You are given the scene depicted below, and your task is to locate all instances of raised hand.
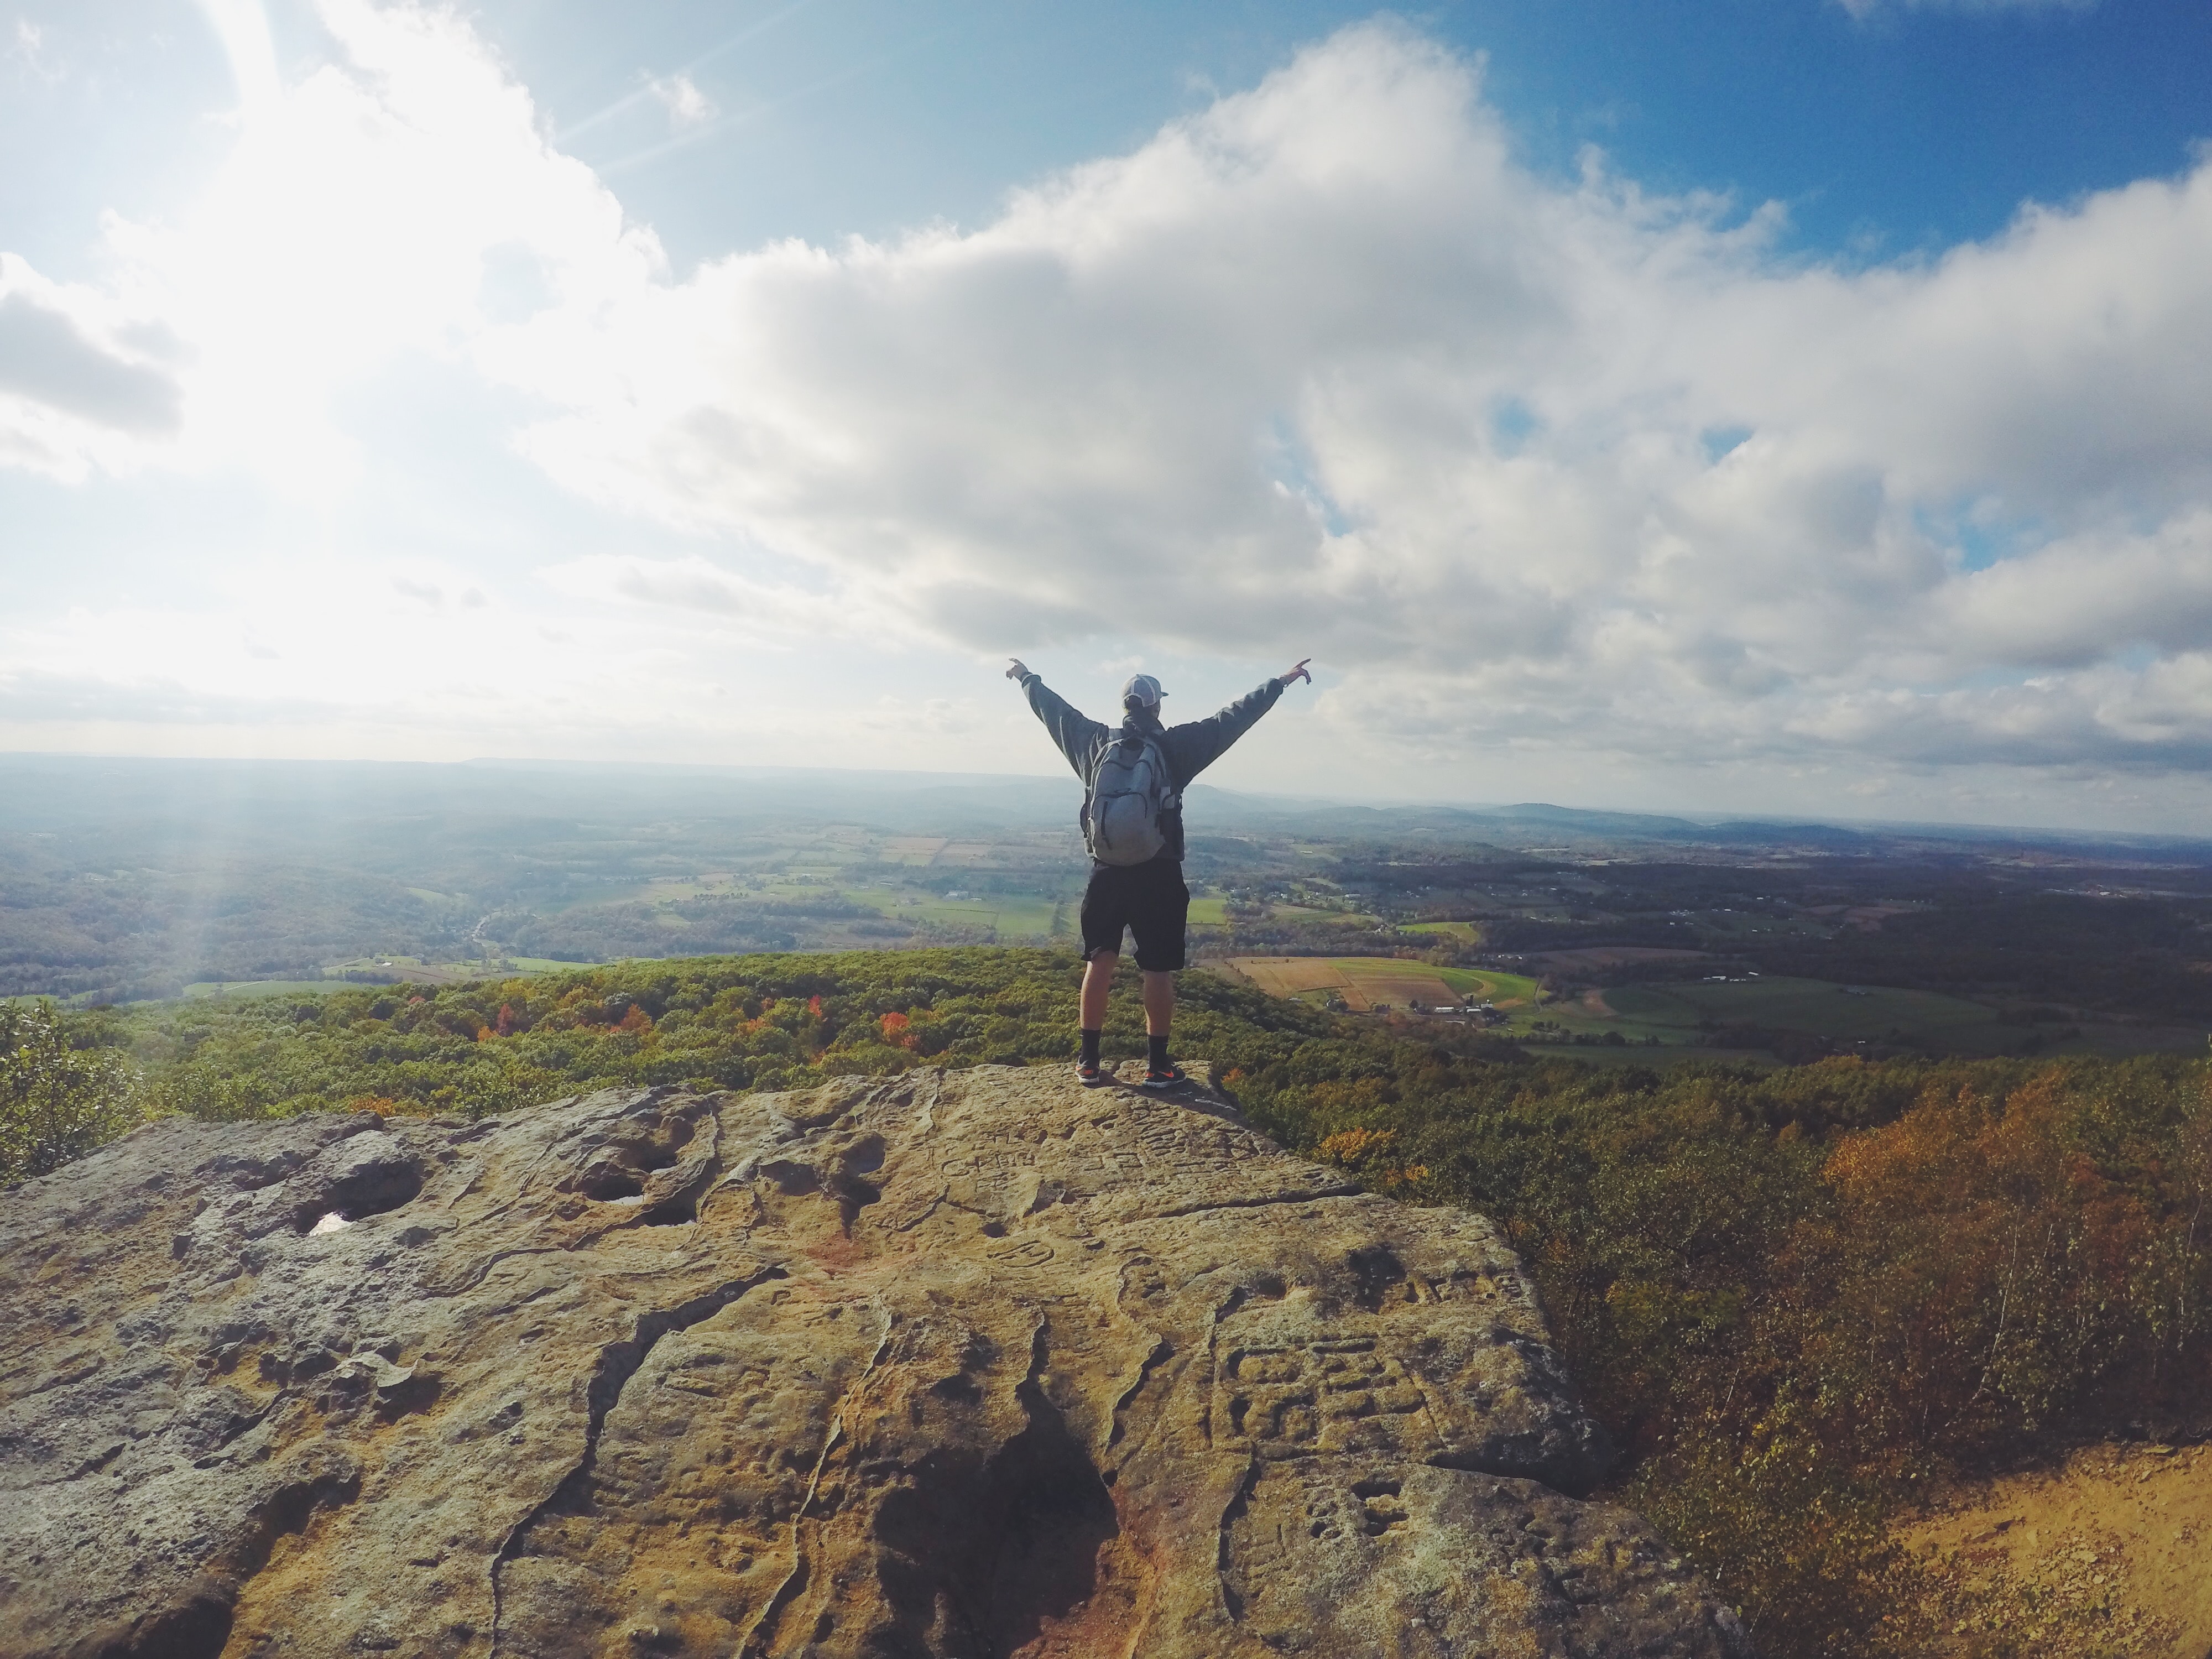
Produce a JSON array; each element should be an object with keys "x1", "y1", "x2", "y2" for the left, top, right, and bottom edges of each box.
[
  {"x1": 1005, "y1": 658, "x2": 1030, "y2": 681},
  {"x1": 1279, "y1": 658, "x2": 1312, "y2": 686}
]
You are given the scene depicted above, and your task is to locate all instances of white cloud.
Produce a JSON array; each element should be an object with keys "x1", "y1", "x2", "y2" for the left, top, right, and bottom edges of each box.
[
  {"x1": 1, "y1": 0, "x2": 662, "y2": 493},
  {"x1": 4, "y1": 6, "x2": 2211, "y2": 816},
  {"x1": 195, "y1": 0, "x2": 281, "y2": 112},
  {"x1": 11, "y1": 17, "x2": 60, "y2": 82},
  {"x1": 1923, "y1": 512, "x2": 2212, "y2": 671},
  {"x1": 0, "y1": 257, "x2": 186, "y2": 477},
  {"x1": 534, "y1": 554, "x2": 868, "y2": 644},
  {"x1": 488, "y1": 22, "x2": 2212, "y2": 779},
  {"x1": 1834, "y1": 0, "x2": 2093, "y2": 17},
  {"x1": 649, "y1": 72, "x2": 716, "y2": 129}
]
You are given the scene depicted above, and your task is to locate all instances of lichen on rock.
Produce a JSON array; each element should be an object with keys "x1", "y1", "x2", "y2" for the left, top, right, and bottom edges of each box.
[{"x1": 1, "y1": 1062, "x2": 1752, "y2": 1657}]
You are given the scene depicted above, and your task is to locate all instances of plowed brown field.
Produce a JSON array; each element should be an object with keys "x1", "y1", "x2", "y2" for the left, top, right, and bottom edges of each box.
[
  {"x1": 1229, "y1": 957, "x2": 1352, "y2": 996},
  {"x1": 1227, "y1": 956, "x2": 1460, "y2": 1011}
]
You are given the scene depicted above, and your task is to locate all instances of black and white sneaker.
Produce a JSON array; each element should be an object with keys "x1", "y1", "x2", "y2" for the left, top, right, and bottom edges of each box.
[
  {"x1": 1075, "y1": 1060, "x2": 1110, "y2": 1087},
  {"x1": 1138, "y1": 1063, "x2": 1187, "y2": 1090}
]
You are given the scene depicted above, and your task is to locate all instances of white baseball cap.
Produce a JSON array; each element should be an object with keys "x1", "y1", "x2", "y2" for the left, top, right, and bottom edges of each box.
[{"x1": 1121, "y1": 673, "x2": 1165, "y2": 706}]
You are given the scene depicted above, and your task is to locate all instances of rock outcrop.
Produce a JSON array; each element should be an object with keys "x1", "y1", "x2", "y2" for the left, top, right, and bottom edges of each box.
[{"x1": 2, "y1": 1063, "x2": 1751, "y2": 1658}]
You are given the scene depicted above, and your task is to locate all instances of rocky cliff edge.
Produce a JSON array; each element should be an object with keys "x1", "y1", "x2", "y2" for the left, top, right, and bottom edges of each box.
[{"x1": 1, "y1": 1063, "x2": 1752, "y2": 1658}]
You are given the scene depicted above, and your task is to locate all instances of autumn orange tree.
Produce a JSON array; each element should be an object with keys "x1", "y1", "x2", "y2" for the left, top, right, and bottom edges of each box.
[
  {"x1": 1316, "y1": 1051, "x2": 2212, "y2": 1656},
  {"x1": 1813, "y1": 1074, "x2": 2164, "y2": 1463}
]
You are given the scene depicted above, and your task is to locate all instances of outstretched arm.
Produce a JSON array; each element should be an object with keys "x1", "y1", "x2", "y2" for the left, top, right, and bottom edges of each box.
[
  {"x1": 1007, "y1": 659, "x2": 1109, "y2": 780},
  {"x1": 1165, "y1": 659, "x2": 1311, "y2": 782}
]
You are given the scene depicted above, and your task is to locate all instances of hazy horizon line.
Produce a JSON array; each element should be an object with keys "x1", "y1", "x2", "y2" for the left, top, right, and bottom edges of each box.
[{"x1": 6, "y1": 748, "x2": 2209, "y2": 848}]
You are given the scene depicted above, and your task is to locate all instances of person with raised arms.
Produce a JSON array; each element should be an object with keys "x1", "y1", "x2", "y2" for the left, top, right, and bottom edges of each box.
[{"x1": 1005, "y1": 656, "x2": 1312, "y2": 1087}]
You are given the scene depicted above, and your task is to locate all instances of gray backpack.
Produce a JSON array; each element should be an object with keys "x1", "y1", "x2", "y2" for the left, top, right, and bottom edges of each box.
[{"x1": 1083, "y1": 732, "x2": 1180, "y2": 865}]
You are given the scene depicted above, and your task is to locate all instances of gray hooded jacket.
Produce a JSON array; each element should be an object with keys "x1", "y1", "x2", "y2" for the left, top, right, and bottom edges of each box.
[{"x1": 1016, "y1": 671, "x2": 1286, "y2": 863}]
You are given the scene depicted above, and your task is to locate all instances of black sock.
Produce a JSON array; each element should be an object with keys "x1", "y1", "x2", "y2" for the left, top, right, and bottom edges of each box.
[
  {"x1": 1081, "y1": 1029, "x2": 1102, "y2": 1067},
  {"x1": 1148, "y1": 1032, "x2": 1170, "y2": 1072}
]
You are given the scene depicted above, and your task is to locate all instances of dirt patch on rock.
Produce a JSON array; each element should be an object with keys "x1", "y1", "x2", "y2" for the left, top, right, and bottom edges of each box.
[{"x1": 1896, "y1": 1441, "x2": 2212, "y2": 1656}]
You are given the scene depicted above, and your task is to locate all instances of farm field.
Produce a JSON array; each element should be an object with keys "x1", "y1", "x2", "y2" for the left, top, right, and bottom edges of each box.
[
  {"x1": 180, "y1": 953, "x2": 580, "y2": 999},
  {"x1": 835, "y1": 886, "x2": 1067, "y2": 938},
  {"x1": 1405, "y1": 921, "x2": 1482, "y2": 943},
  {"x1": 1430, "y1": 964, "x2": 1543, "y2": 1005},
  {"x1": 1513, "y1": 992, "x2": 1698, "y2": 1046},
  {"x1": 880, "y1": 837, "x2": 947, "y2": 864},
  {"x1": 1513, "y1": 977, "x2": 2205, "y2": 1059},
  {"x1": 331, "y1": 954, "x2": 575, "y2": 978},
  {"x1": 1266, "y1": 902, "x2": 1376, "y2": 925},
  {"x1": 1229, "y1": 957, "x2": 1359, "y2": 997},
  {"x1": 1684, "y1": 911, "x2": 1834, "y2": 940},
  {"x1": 535, "y1": 880, "x2": 749, "y2": 916},
  {"x1": 317, "y1": 956, "x2": 511, "y2": 985},
  {"x1": 1494, "y1": 975, "x2": 2033, "y2": 1058},
  {"x1": 1605, "y1": 975, "x2": 2008, "y2": 1048},
  {"x1": 181, "y1": 978, "x2": 371, "y2": 1000},
  {"x1": 1521, "y1": 946, "x2": 1707, "y2": 973},
  {"x1": 1227, "y1": 956, "x2": 1542, "y2": 1013}
]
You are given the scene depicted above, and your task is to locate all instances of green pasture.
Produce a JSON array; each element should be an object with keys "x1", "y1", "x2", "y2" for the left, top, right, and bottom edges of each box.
[
  {"x1": 551, "y1": 878, "x2": 760, "y2": 910},
  {"x1": 637, "y1": 877, "x2": 745, "y2": 899},
  {"x1": 1428, "y1": 964, "x2": 1543, "y2": 1006},
  {"x1": 1405, "y1": 921, "x2": 1482, "y2": 943},
  {"x1": 836, "y1": 886, "x2": 1065, "y2": 938},
  {"x1": 1241, "y1": 958, "x2": 1544, "y2": 1011},
  {"x1": 1187, "y1": 896, "x2": 1230, "y2": 925},
  {"x1": 320, "y1": 954, "x2": 481, "y2": 982},
  {"x1": 544, "y1": 881, "x2": 668, "y2": 911},
  {"x1": 1512, "y1": 994, "x2": 1695, "y2": 1046},
  {"x1": 316, "y1": 955, "x2": 571, "y2": 984},
  {"x1": 1497, "y1": 975, "x2": 2012, "y2": 1053},
  {"x1": 1606, "y1": 976, "x2": 2005, "y2": 1047},
  {"x1": 181, "y1": 979, "x2": 372, "y2": 1000},
  {"x1": 1270, "y1": 902, "x2": 1375, "y2": 925}
]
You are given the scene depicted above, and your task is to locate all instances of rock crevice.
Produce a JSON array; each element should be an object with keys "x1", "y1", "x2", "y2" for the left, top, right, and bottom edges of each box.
[
  {"x1": 1, "y1": 1063, "x2": 1752, "y2": 1657},
  {"x1": 488, "y1": 1264, "x2": 787, "y2": 1657}
]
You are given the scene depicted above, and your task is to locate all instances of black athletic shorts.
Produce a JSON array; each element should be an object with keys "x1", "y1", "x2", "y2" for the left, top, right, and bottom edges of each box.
[{"x1": 1079, "y1": 859, "x2": 1189, "y2": 972}]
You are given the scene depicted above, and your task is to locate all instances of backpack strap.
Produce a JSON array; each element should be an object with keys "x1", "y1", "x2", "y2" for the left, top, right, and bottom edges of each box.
[{"x1": 1140, "y1": 732, "x2": 1181, "y2": 808}]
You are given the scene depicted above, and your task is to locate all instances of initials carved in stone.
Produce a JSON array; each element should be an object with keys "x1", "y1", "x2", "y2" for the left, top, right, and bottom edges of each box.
[{"x1": 1213, "y1": 1333, "x2": 1440, "y2": 1459}]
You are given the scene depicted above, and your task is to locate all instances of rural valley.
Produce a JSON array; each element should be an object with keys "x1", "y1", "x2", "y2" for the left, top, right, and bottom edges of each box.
[{"x1": 7, "y1": 755, "x2": 2205, "y2": 1071}]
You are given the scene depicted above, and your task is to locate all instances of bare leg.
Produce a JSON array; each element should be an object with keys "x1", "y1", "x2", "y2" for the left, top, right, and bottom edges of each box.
[
  {"x1": 1141, "y1": 970, "x2": 1175, "y2": 1038},
  {"x1": 1081, "y1": 951, "x2": 1117, "y2": 1030}
]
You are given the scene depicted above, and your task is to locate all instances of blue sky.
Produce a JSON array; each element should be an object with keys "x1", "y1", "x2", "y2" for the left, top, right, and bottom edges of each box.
[
  {"x1": 4, "y1": 0, "x2": 2212, "y2": 828},
  {"x1": 13, "y1": 1, "x2": 2209, "y2": 276},
  {"x1": 227, "y1": 0, "x2": 2212, "y2": 265}
]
